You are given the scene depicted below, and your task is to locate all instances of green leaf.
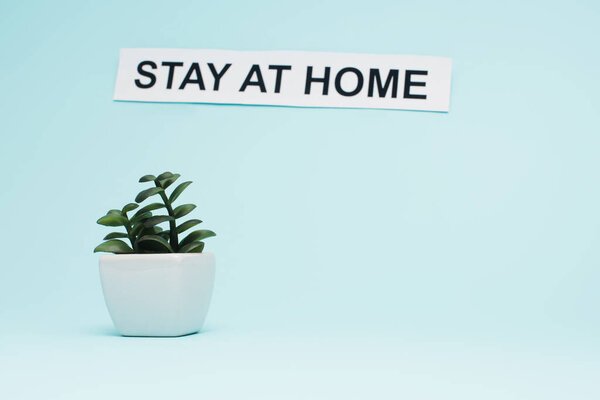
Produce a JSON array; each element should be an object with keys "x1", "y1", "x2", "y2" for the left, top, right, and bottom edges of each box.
[
  {"x1": 131, "y1": 223, "x2": 144, "y2": 237},
  {"x1": 107, "y1": 209, "x2": 122, "y2": 216},
  {"x1": 179, "y1": 229, "x2": 216, "y2": 247},
  {"x1": 156, "y1": 171, "x2": 174, "y2": 181},
  {"x1": 139, "y1": 174, "x2": 156, "y2": 182},
  {"x1": 135, "y1": 187, "x2": 164, "y2": 203},
  {"x1": 103, "y1": 232, "x2": 129, "y2": 240},
  {"x1": 179, "y1": 241, "x2": 205, "y2": 253},
  {"x1": 134, "y1": 203, "x2": 164, "y2": 217},
  {"x1": 173, "y1": 204, "x2": 196, "y2": 218},
  {"x1": 158, "y1": 230, "x2": 171, "y2": 240},
  {"x1": 137, "y1": 235, "x2": 173, "y2": 253},
  {"x1": 159, "y1": 173, "x2": 180, "y2": 189},
  {"x1": 122, "y1": 203, "x2": 139, "y2": 213},
  {"x1": 94, "y1": 239, "x2": 133, "y2": 254},
  {"x1": 143, "y1": 215, "x2": 174, "y2": 228},
  {"x1": 141, "y1": 226, "x2": 162, "y2": 236},
  {"x1": 176, "y1": 219, "x2": 202, "y2": 233},
  {"x1": 131, "y1": 211, "x2": 152, "y2": 224},
  {"x1": 97, "y1": 214, "x2": 128, "y2": 227},
  {"x1": 169, "y1": 181, "x2": 192, "y2": 203}
]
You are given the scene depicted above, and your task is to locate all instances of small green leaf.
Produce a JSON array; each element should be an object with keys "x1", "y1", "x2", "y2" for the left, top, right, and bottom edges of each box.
[
  {"x1": 158, "y1": 230, "x2": 170, "y2": 240},
  {"x1": 97, "y1": 214, "x2": 128, "y2": 227},
  {"x1": 135, "y1": 187, "x2": 164, "y2": 203},
  {"x1": 139, "y1": 174, "x2": 156, "y2": 182},
  {"x1": 169, "y1": 181, "x2": 192, "y2": 203},
  {"x1": 134, "y1": 203, "x2": 164, "y2": 217},
  {"x1": 180, "y1": 229, "x2": 216, "y2": 247},
  {"x1": 141, "y1": 226, "x2": 163, "y2": 236},
  {"x1": 131, "y1": 223, "x2": 144, "y2": 237},
  {"x1": 156, "y1": 172, "x2": 174, "y2": 181},
  {"x1": 159, "y1": 173, "x2": 180, "y2": 189},
  {"x1": 176, "y1": 219, "x2": 202, "y2": 233},
  {"x1": 103, "y1": 232, "x2": 129, "y2": 240},
  {"x1": 131, "y1": 211, "x2": 152, "y2": 224},
  {"x1": 122, "y1": 203, "x2": 139, "y2": 213},
  {"x1": 137, "y1": 235, "x2": 173, "y2": 253},
  {"x1": 143, "y1": 215, "x2": 174, "y2": 228},
  {"x1": 179, "y1": 241, "x2": 205, "y2": 253},
  {"x1": 94, "y1": 240, "x2": 133, "y2": 254},
  {"x1": 174, "y1": 204, "x2": 196, "y2": 218},
  {"x1": 107, "y1": 209, "x2": 122, "y2": 216}
]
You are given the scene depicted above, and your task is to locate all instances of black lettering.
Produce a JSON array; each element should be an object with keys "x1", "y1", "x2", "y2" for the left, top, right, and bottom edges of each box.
[
  {"x1": 368, "y1": 69, "x2": 398, "y2": 98},
  {"x1": 268, "y1": 65, "x2": 292, "y2": 93},
  {"x1": 404, "y1": 70, "x2": 428, "y2": 99},
  {"x1": 335, "y1": 67, "x2": 363, "y2": 97},
  {"x1": 134, "y1": 61, "x2": 157, "y2": 89},
  {"x1": 305, "y1": 66, "x2": 330, "y2": 95},
  {"x1": 240, "y1": 65, "x2": 266, "y2": 92},
  {"x1": 162, "y1": 62, "x2": 184, "y2": 89},
  {"x1": 208, "y1": 63, "x2": 231, "y2": 91},
  {"x1": 179, "y1": 63, "x2": 205, "y2": 90}
]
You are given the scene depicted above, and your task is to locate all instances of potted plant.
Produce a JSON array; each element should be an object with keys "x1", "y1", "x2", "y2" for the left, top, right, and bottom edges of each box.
[{"x1": 94, "y1": 172, "x2": 216, "y2": 337}]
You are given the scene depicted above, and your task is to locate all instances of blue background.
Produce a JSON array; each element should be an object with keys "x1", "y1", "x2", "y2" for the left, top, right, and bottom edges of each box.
[{"x1": 1, "y1": 0, "x2": 599, "y2": 398}]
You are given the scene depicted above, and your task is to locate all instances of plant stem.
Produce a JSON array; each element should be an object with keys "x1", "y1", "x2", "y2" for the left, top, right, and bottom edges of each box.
[
  {"x1": 125, "y1": 223, "x2": 136, "y2": 249},
  {"x1": 122, "y1": 212, "x2": 136, "y2": 249},
  {"x1": 155, "y1": 182, "x2": 179, "y2": 251}
]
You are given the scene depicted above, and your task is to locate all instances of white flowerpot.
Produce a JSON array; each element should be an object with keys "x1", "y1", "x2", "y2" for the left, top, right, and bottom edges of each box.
[{"x1": 99, "y1": 253, "x2": 215, "y2": 337}]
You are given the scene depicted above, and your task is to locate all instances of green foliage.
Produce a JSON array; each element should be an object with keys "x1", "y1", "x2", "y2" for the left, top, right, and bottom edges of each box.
[
  {"x1": 173, "y1": 204, "x2": 196, "y2": 218},
  {"x1": 179, "y1": 230, "x2": 216, "y2": 247},
  {"x1": 94, "y1": 240, "x2": 133, "y2": 254},
  {"x1": 176, "y1": 219, "x2": 202, "y2": 233},
  {"x1": 94, "y1": 172, "x2": 216, "y2": 254}
]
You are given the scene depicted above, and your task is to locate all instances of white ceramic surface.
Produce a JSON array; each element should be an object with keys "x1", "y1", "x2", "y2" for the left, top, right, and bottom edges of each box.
[{"x1": 99, "y1": 253, "x2": 215, "y2": 337}]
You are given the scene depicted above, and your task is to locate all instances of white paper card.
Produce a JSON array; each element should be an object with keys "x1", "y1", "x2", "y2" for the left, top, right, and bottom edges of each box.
[{"x1": 114, "y1": 48, "x2": 452, "y2": 112}]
